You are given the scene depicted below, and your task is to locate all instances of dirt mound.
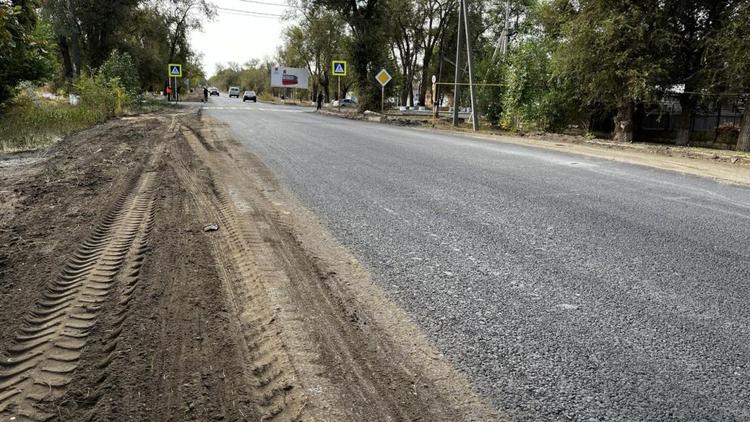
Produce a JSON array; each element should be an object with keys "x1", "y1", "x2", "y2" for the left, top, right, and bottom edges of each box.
[{"x1": 0, "y1": 110, "x2": 497, "y2": 421}]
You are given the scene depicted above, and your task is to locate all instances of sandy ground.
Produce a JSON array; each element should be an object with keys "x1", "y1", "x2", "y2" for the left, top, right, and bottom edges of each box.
[{"x1": 0, "y1": 110, "x2": 498, "y2": 421}]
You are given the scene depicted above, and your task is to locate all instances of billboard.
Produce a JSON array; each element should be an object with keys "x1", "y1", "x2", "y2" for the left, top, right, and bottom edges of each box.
[{"x1": 271, "y1": 67, "x2": 309, "y2": 89}]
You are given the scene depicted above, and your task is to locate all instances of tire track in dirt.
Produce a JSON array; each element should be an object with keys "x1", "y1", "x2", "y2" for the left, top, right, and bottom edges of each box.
[
  {"x1": 0, "y1": 165, "x2": 159, "y2": 421},
  {"x1": 174, "y1": 126, "x2": 305, "y2": 421},
  {"x1": 180, "y1": 114, "x2": 501, "y2": 421}
]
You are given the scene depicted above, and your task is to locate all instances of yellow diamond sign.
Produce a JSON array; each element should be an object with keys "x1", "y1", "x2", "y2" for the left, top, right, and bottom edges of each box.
[{"x1": 375, "y1": 69, "x2": 392, "y2": 87}]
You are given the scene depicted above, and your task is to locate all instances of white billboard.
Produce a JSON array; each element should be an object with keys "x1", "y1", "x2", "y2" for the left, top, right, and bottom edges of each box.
[{"x1": 271, "y1": 67, "x2": 309, "y2": 89}]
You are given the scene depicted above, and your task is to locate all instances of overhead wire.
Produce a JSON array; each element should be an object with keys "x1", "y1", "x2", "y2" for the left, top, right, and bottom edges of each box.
[{"x1": 215, "y1": 6, "x2": 285, "y2": 18}]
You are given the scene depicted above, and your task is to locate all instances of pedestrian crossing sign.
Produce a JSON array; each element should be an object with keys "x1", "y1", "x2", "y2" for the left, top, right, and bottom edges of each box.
[
  {"x1": 168, "y1": 64, "x2": 182, "y2": 77},
  {"x1": 332, "y1": 60, "x2": 347, "y2": 76}
]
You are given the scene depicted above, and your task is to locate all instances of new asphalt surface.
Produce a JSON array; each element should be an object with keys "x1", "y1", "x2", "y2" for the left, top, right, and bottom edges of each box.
[{"x1": 203, "y1": 96, "x2": 750, "y2": 421}]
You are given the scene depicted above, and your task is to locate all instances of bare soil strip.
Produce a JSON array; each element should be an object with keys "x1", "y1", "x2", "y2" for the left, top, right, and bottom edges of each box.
[{"x1": 0, "y1": 109, "x2": 498, "y2": 421}]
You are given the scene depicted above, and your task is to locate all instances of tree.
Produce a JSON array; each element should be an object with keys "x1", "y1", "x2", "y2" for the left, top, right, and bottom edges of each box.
[
  {"x1": 0, "y1": 0, "x2": 55, "y2": 107},
  {"x1": 389, "y1": 0, "x2": 422, "y2": 106},
  {"x1": 313, "y1": 0, "x2": 390, "y2": 111},
  {"x1": 98, "y1": 49, "x2": 139, "y2": 94},
  {"x1": 284, "y1": 1, "x2": 349, "y2": 102},
  {"x1": 164, "y1": 0, "x2": 214, "y2": 62},
  {"x1": 662, "y1": 0, "x2": 738, "y2": 146},
  {"x1": 551, "y1": 0, "x2": 668, "y2": 142},
  {"x1": 708, "y1": 2, "x2": 750, "y2": 151},
  {"x1": 416, "y1": 0, "x2": 454, "y2": 106}
]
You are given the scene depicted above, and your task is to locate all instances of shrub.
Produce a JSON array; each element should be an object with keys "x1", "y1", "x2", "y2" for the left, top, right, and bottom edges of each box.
[
  {"x1": 98, "y1": 50, "x2": 140, "y2": 95},
  {"x1": 0, "y1": 93, "x2": 102, "y2": 151},
  {"x1": 74, "y1": 74, "x2": 131, "y2": 120}
]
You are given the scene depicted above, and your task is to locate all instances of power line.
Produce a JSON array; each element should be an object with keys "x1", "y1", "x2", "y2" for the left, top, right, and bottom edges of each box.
[
  {"x1": 215, "y1": 6, "x2": 285, "y2": 18},
  {"x1": 237, "y1": 0, "x2": 292, "y2": 7}
]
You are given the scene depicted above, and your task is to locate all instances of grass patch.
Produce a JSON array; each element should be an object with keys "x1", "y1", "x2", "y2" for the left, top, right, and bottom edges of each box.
[{"x1": 0, "y1": 93, "x2": 165, "y2": 152}]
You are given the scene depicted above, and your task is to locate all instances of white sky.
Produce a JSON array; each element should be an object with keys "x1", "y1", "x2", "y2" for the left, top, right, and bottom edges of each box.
[{"x1": 190, "y1": 0, "x2": 295, "y2": 78}]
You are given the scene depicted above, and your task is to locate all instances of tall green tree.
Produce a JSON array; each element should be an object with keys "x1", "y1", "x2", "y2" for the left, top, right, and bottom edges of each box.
[
  {"x1": 313, "y1": 0, "x2": 390, "y2": 111},
  {"x1": 551, "y1": 0, "x2": 669, "y2": 142},
  {"x1": 662, "y1": 0, "x2": 738, "y2": 146},
  {"x1": 0, "y1": 0, "x2": 55, "y2": 107},
  {"x1": 707, "y1": 1, "x2": 750, "y2": 151},
  {"x1": 284, "y1": 1, "x2": 349, "y2": 102}
]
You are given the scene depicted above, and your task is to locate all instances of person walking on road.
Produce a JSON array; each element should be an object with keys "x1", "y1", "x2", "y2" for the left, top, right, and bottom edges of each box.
[
  {"x1": 316, "y1": 92, "x2": 324, "y2": 111},
  {"x1": 203, "y1": 86, "x2": 209, "y2": 102}
]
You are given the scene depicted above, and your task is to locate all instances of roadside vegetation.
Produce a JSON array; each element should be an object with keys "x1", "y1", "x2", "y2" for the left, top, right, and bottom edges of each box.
[
  {"x1": 253, "y1": 0, "x2": 750, "y2": 151},
  {"x1": 0, "y1": 0, "x2": 213, "y2": 152}
]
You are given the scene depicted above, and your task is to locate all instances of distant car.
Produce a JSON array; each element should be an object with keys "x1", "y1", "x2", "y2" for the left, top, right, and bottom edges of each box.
[
  {"x1": 243, "y1": 90, "x2": 257, "y2": 102},
  {"x1": 209, "y1": 87, "x2": 219, "y2": 96},
  {"x1": 333, "y1": 98, "x2": 357, "y2": 107},
  {"x1": 228, "y1": 86, "x2": 240, "y2": 98}
]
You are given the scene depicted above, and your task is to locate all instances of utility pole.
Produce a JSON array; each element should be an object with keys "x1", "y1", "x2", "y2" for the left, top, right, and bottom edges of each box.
[
  {"x1": 488, "y1": 0, "x2": 512, "y2": 62},
  {"x1": 462, "y1": 0, "x2": 479, "y2": 131},
  {"x1": 452, "y1": 0, "x2": 463, "y2": 126},
  {"x1": 500, "y1": 0, "x2": 511, "y2": 56}
]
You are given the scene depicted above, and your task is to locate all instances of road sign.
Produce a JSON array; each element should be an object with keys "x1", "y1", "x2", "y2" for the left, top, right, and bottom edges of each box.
[
  {"x1": 375, "y1": 69, "x2": 392, "y2": 87},
  {"x1": 332, "y1": 60, "x2": 347, "y2": 76},
  {"x1": 168, "y1": 64, "x2": 182, "y2": 77}
]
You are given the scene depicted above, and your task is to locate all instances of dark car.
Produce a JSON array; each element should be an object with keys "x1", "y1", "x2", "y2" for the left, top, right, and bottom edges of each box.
[{"x1": 243, "y1": 90, "x2": 257, "y2": 102}]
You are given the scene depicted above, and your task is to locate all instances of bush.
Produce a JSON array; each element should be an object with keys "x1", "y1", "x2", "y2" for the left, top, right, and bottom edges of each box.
[
  {"x1": 0, "y1": 93, "x2": 102, "y2": 151},
  {"x1": 75, "y1": 74, "x2": 131, "y2": 120},
  {"x1": 1, "y1": 74, "x2": 138, "y2": 152},
  {"x1": 98, "y1": 50, "x2": 140, "y2": 95},
  {"x1": 258, "y1": 91, "x2": 274, "y2": 102}
]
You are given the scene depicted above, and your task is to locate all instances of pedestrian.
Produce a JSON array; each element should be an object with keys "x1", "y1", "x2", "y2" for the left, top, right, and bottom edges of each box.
[
  {"x1": 203, "y1": 86, "x2": 209, "y2": 102},
  {"x1": 165, "y1": 85, "x2": 172, "y2": 101},
  {"x1": 316, "y1": 91, "x2": 323, "y2": 111}
]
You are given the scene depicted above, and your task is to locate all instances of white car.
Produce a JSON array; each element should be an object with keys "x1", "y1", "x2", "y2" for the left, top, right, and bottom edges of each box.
[
  {"x1": 333, "y1": 98, "x2": 357, "y2": 107},
  {"x1": 228, "y1": 87, "x2": 240, "y2": 98}
]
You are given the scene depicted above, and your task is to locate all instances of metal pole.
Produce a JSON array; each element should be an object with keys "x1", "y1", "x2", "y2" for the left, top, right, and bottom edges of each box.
[
  {"x1": 501, "y1": 0, "x2": 511, "y2": 56},
  {"x1": 452, "y1": 0, "x2": 464, "y2": 126},
  {"x1": 381, "y1": 85, "x2": 385, "y2": 114},
  {"x1": 338, "y1": 76, "x2": 341, "y2": 112},
  {"x1": 462, "y1": 0, "x2": 479, "y2": 131}
]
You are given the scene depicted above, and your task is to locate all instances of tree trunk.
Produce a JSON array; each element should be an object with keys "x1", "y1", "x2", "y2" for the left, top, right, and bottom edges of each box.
[
  {"x1": 58, "y1": 36, "x2": 74, "y2": 81},
  {"x1": 613, "y1": 100, "x2": 635, "y2": 143},
  {"x1": 737, "y1": 103, "x2": 750, "y2": 152},
  {"x1": 675, "y1": 94, "x2": 695, "y2": 146}
]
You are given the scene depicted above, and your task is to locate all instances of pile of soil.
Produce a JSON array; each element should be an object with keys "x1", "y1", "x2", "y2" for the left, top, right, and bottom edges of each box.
[{"x1": 0, "y1": 109, "x2": 497, "y2": 421}]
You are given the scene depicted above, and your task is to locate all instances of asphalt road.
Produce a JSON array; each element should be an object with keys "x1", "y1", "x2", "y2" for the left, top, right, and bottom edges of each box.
[{"x1": 203, "y1": 96, "x2": 750, "y2": 421}]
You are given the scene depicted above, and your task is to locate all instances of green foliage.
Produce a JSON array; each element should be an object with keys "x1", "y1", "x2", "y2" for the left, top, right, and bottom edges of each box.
[
  {"x1": 706, "y1": 2, "x2": 750, "y2": 93},
  {"x1": 0, "y1": 71, "x2": 148, "y2": 152},
  {"x1": 313, "y1": 0, "x2": 391, "y2": 111},
  {"x1": 209, "y1": 61, "x2": 273, "y2": 94},
  {"x1": 75, "y1": 74, "x2": 131, "y2": 119},
  {"x1": 98, "y1": 50, "x2": 140, "y2": 95},
  {"x1": 500, "y1": 40, "x2": 552, "y2": 130},
  {"x1": 552, "y1": 0, "x2": 667, "y2": 111},
  {"x1": 0, "y1": 92, "x2": 102, "y2": 151},
  {"x1": 0, "y1": 1, "x2": 56, "y2": 107},
  {"x1": 476, "y1": 54, "x2": 506, "y2": 126}
]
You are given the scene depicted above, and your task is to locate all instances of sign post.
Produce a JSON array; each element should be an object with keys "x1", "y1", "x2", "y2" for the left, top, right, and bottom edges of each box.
[
  {"x1": 168, "y1": 64, "x2": 182, "y2": 103},
  {"x1": 332, "y1": 60, "x2": 347, "y2": 112},
  {"x1": 432, "y1": 74, "x2": 438, "y2": 123},
  {"x1": 375, "y1": 69, "x2": 392, "y2": 114}
]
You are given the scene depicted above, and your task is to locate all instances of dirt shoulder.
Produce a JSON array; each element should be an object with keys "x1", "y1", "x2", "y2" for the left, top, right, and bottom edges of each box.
[{"x1": 0, "y1": 109, "x2": 498, "y2": 421}]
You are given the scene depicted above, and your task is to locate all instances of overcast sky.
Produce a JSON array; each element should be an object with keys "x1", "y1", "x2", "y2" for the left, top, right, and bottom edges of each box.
[{"x1": 190, "y1": 0, "x2": 294, "y2": 78}]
